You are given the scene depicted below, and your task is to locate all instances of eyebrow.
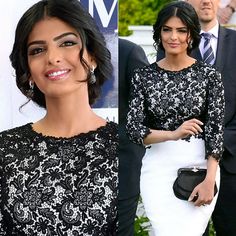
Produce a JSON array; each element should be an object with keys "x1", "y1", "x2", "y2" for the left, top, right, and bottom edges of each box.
[
  {"x1": 163, "y1": 25, "x2": 187, "y2": 30},
  {"x1": 27, "y1": 32, "x2": 78, "y2": 48}
]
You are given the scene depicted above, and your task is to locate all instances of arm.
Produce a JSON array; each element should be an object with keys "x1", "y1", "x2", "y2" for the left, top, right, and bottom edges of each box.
[
  {"x1": 126, "y1": 71, "x2": 151, "y2": 146},
  {"x1": 218, "y1": 0, "x2": 236, "y2": 24},
  {"x1": 0, "y1": 138, "x2": 5, "y2": 234},
  {"x1": 144, "y1": 119, "x2": 203, "y2": 145},
  {"x1": 189, "y1": 69, "x2": 225, "y2": 206}
]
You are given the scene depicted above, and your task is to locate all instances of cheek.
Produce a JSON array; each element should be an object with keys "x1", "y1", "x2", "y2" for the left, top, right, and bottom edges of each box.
[
  {"x1": 181, "y1": 36, "x2": 189, "y2": 46},
  {"x1": 28, "y1": 59, "x2": 44, "y2": 80}
]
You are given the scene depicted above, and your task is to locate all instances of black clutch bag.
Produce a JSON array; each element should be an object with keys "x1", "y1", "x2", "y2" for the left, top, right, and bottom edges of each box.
[{"x1": 173, "y1": 167, "x2": 218, "y2": 201}]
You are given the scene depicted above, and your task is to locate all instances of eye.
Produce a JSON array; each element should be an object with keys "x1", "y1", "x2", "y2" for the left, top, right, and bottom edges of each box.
[
  {"x1": 178, "y1": 29, "x2": 188, "y2": 33},
  {"x1": 162, "y1": 27, "x2": 171, "y2": 32},
  {"x1": 61, "y1": 41, "x2": 77, "y2": 47},
  {"x1": 28, "y1": 47, "x2": 44, "y2": 56}
]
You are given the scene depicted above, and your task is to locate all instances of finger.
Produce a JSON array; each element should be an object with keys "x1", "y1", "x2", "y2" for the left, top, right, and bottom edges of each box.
[
  {"x1": 191, "y1": 119, "x2": 203, "y2": 125},
  {"x1": 188, "y1": 126, "x2": 199, "y2": 134},
  {"x1": 191, "y1": 123, "x2": 203, "y2": 133},
  {"x1": 185, "y1": 124, "x2": 201, "y2": 134},
  {"x1": 184, "y1": 130, "x2": 195, "y2": 136},
  {"x1": 188, "y1": 189, "x2": 198, "y2": 202}
]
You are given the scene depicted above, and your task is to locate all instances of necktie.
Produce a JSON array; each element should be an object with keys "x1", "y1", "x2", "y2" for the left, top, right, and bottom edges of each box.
[{"x1": 201, "y1": 33, "x2": 214, "y2": 65}]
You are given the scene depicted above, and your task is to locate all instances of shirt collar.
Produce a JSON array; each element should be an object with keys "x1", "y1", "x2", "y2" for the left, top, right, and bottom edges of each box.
[{"x1": 200, "y1": 22, "x2": 219, "y2": 39}]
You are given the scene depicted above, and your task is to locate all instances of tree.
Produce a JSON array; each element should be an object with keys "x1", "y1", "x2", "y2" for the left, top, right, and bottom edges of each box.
[{"x1": 119, "y1": 0, "x2": 172, "y2": 36}]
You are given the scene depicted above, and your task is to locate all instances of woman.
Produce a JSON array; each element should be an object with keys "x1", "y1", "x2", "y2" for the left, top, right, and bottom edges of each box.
[
  {"x1": 126, "y1": 1, "x2": 224, "y2": 235},
  {"x1": 0, "y1": 0, "x2": 118, "y2": 235}
]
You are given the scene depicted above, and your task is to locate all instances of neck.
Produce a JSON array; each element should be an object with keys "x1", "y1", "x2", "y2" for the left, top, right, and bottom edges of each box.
[
  {"x1": 160, "y1": 54, "x2": 195, "y2": 71},
  {"x1": 200, "y1": 19, "x2": 217, "y2": 32},
  {"x1": 33, "y1": 93, "x2": 104, "y2": 138}
]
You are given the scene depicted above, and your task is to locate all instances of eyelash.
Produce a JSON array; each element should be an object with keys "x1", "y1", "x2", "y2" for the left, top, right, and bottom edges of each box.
[
  {"x1": 60, "y1": 41, "x2": 77, "y2": 47},
  {"x1": 28, "y1": 48, "x2": 44, "y2": 56},
  {"x1": 28, "y1": 41, "x2": 78, "y2": 56},
  {"x1": 162, "y1": 28, "x2": 188, "y2": 33}
]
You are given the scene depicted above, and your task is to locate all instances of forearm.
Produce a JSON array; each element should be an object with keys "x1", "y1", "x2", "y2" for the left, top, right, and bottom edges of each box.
[
  {"x1": 144, "y1": 118, "x2": 203, "y2": 145},
  {"x1": 143, "y1": 129, "x2": 174, "y2": 145},
  {"x1": 205, "y1": 156, "x2": 218, "y2": 183}
]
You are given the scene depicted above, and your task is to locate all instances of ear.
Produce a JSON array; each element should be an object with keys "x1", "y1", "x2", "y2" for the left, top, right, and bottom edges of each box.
[{"x1": 89, "y1": 57, "x2": 97, "y2": 69}]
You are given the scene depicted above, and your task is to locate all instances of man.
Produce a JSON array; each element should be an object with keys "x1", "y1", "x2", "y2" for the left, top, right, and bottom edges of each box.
[
  {"x1": 186, "y1": 0, "x2": 236, "y2": 235},
  {"x1": 118, "y1": 38, "x2": 149, "y2": 236}
]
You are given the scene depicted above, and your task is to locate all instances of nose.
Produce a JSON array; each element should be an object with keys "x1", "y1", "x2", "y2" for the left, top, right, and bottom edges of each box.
[
  {"x1": 47, "y1": 48, "x2": 62, "y2": 65},
  {"x1": 201, "y1": 0, "x2": 211, "y2": 5},
  {"x1": 170, "y1": 30, "x2": 177, "y2": 40}
]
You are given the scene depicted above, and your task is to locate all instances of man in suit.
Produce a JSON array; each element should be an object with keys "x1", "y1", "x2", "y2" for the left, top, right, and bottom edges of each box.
[
  {"x1": 118, "y1": 38, "x2": 149, "y2": 236},
  {"x1": 186, "y1": 0, "x2": 236, "y2": 234}
]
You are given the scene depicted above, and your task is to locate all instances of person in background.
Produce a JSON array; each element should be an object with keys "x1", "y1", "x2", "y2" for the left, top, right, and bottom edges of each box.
[
  {"x1": 218, "y1": 0, "x2": 236, "y2": 25},
  {"x1": 118, "y1": 38, "x2": 149, "y2": 236},
  {"x1": 185, "y1": 0, "x2": 236, "y2": 234},
  {"x1": 0, "y1": 0, "x2": 118, "y2": 235},
  {"x1": 127, "y1": 1, "x2": 224, "y2": 235}
]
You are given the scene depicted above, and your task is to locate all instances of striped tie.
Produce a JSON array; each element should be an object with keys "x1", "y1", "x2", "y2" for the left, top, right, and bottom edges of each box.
[{"x1": 202, "y1": 33, "x2": 214, "y2": 65}]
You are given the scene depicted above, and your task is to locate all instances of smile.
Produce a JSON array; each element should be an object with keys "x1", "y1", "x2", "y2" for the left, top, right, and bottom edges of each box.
[
  {"x1": 169, "y1": 43, "x2": 179, "y2": 47},
  {"x1": 45, "y1": 69, "x2": 70, "y2": 80}
]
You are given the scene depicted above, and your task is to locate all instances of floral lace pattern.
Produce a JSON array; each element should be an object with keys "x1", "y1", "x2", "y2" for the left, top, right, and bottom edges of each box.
[
  {"x1": 0, "y1": 122, "x2": 118, "y2": 235},
  {"x1": 126, "y1": 61, "x2": 225, "y2": 160}
]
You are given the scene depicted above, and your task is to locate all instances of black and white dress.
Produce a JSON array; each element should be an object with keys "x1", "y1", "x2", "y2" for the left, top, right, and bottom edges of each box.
[
  {"x1": 0, "y1": 122, "x2": 118, "y2": 236},
  {"x1": 126, "y1": 61, "x2": 224, "y2": 236}
]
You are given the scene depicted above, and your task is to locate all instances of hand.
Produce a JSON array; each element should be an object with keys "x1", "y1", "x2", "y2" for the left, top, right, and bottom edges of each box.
[
  {"x1": 172, "y1": 118, "x2": 203, "y2": 140},
  {"x1": 188, "y1": 179, "x2": 216, "y2": 207},
  {"x1": 218, "y1": 7, "x2": 233, "y2": 24}
]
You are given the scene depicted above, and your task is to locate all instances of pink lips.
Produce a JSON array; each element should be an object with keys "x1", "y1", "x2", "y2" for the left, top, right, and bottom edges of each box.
[
  {"x1": 169, "y1": 43, "x2": 179, "y2": 48},
  {"x1": 45, "y1": 69, "x2": 70, "y2": 81}
]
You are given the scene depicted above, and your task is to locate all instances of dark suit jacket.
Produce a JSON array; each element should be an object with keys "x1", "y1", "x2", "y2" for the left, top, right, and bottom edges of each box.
[
  {"x1": 157, "y1": 26, "x2": 236, "y2": 173},
  {"x1": 119, "y1": 38, "x2": 149, "y2": 199}
]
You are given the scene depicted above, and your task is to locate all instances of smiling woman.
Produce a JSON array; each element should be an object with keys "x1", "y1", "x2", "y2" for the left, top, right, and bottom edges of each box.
[
  {"x1": 26, "y1": 18, "x2": 93, "y2": 101},
  {"x1": 126, "y1": 1, "x2": 224, "y2": 235},
  {"x1": 0, "y1": 0, "x2": 118, "y2": 235}
]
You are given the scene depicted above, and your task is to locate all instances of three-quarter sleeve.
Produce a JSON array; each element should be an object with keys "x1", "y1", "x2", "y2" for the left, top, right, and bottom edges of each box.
[
  {"x1": 0, "y1": 140, "x2": 5, "y2": 235},
  {"x1": 126, "y1": 70, "x2": 151, "y2": 145},
  {"x1": 204, "y1": 69, "x2": 225, "y2": 160}
]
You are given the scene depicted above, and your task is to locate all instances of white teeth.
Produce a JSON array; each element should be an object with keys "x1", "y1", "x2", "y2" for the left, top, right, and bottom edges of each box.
[{"x1": 48, "y1": 70, "x2": 67, "y2": 77}]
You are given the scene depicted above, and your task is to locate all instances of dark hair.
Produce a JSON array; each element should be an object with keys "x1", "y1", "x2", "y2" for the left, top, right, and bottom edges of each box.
[
  {"x1": 10, "y1": 0, "x2": 112, "y2": 107},
  {"x1": 153, "y1": 1, "x2": 201, "y2": 54}
]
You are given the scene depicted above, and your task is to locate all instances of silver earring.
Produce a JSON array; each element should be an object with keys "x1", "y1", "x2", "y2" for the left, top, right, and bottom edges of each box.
[
  {"x1": 28, "y1": 81, "x2": 34, "y2": 97},
  {"x1": 154, "y1": 38, "x2": 161, "y2": 52},
  {"x1": 89, "y1": 65, "x2": 96, "y2": 84},
  {"x1": 188, "y1": 40, "x2": 193, "y2": 50},
  {"x1": 29, "y1": 81, "x2": 34, "y2": 90}
]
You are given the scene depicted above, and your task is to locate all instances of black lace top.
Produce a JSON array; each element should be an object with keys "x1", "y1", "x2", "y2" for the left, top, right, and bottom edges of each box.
[
  {"x1": 0, "y1": 122, "x2": 118, "y2": 235},
  {"x1": 126, "y1": 61, "x2": 225, "y2": 160}
]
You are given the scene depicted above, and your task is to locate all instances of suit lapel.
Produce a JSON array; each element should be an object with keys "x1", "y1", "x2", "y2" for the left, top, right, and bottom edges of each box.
[
  {"x1": 192, "y1": 26, "x2": 227, "y2": 71},
  {"x1": 215, "y1": 26, "x2": 227, "y2": 71},
  {"x1": 191, "y1": 47, "x2": 202, "y2": 61}
]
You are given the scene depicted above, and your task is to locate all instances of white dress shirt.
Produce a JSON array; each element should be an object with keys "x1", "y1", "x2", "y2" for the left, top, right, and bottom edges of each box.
[{"x1": 199, "y1": 23, "x2": 219, "y2": 64}]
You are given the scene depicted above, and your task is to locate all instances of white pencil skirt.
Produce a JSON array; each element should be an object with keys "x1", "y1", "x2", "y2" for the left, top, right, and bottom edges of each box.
[{"x1": 140, "y1": 137, "x2": 220, "y2": 236}]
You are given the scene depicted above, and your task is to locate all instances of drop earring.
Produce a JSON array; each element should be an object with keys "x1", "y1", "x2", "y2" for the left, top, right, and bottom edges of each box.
[
  {"x1": 188, "y1": 40, "x2": 193, "y2": 50},
  {"x1": 89, "y1": 65, "x2": 96, "y2": 84},
  {"x1": 154, "y1": 38, "x2": 161, "y2": 52},
  {"x1": 28, "y1": 80, "x2": 34, "y2": 97}
]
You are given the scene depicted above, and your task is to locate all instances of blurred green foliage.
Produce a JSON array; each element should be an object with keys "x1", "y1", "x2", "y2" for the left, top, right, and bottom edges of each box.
[{"x1": 119, "y1": 0, "x2": 172, "y2": 36}]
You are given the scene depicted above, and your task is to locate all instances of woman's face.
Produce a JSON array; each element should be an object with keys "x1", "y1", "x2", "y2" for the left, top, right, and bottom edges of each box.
[
  {"x1": 161, "y1": 16, "x2": 191, "y2": 56},
  {"x1": 27, "y1": 17, "x2": 95, "y2": 99}
]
